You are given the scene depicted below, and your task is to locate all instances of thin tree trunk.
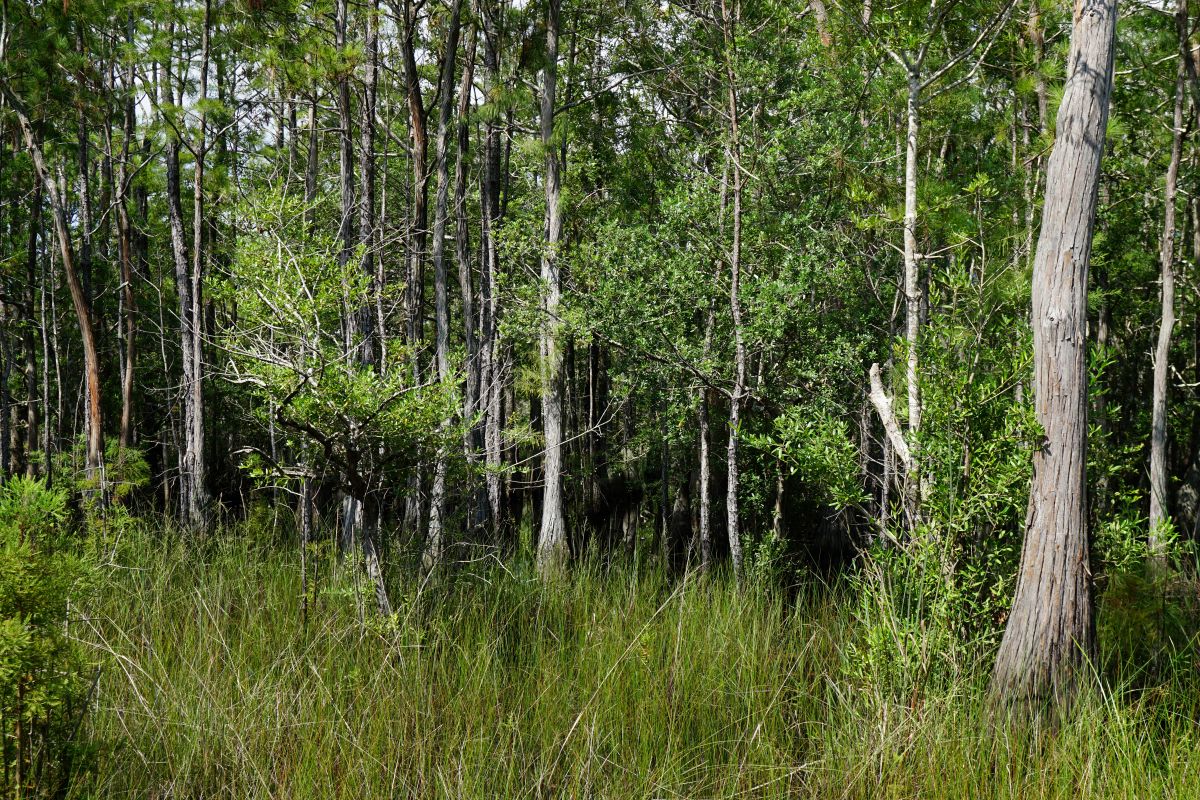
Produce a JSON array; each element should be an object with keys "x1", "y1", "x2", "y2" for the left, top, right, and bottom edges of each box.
[
  {"x1": 184, "y1": 0, "x2": 212, "y2": 529},
  {"x1": 1149, "y1": 9, "x2": 1188, "y2": 544},
  {"x1": 359, "y1": 0, "x2": 380, "y2": 367},
  {"x1": 399, "y1": 0, "x2": 430, "y2": 537},
  {"x1": 117, "y1": 14, "x2": 138, "y2": 452},
  {"x1": 698, "y1": 312, "x2": 714, "y2": 569},
  {"x1": 457, "y1": 23, "x2": 483, "y2": 530},
  {"x1": 536, "y1": 0, "x2": 568, "y2": 578},
  {"x1": 903, "y1": 74, "x2": 921, "y2": 442},
  {"x1": 334, "y1": 0, "x2": 363, "y2": 559},
  {"x1": 479, "y1": 0, "x2": 505, "y2": 541},
  {"x1": 24, "y1": 184, "x2": 40, "y2": 479},
  {"x1": 721, "y1": 0, "x2": 746, "y2": 583},
  {"x1": 991, "y1": 0, "x2": 1117, "y2": 703},
  {"x1": 305, "y1": 93, "x2": 319, "y2": 226},
  {"x1": 425, "y1": 0, "x2": 465, "y2": 571},
  {"x1": 3, "y1": 91, "x2": 104, "y2": 487}
]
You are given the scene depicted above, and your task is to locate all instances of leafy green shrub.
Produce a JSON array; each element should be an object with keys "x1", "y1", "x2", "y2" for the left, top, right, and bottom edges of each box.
[
  {"x1": 1097, "y1": 562, "x2": 1200, "y2": 688},
  {"x1": 0, "y1": 478, "x2": 96, "y2": 797}
]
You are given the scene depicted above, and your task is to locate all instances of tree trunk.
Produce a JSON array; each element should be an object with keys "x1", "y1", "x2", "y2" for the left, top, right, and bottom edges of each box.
[
  {"x1": 185, "y1": 0, "x2": 212, "y2": 530},
  {"x1": 479, "y1": 0, "x2": 506, "y2": 541},
  {"x1": 401, "y1": 0, "x2": 429, "y2": 353},
  {"x1": 116, "y1": 69, "x2": 137, "y2": 453},
  {"x1": 536, "y1": 0, "x2": 568, "y2": 578},
  {"x1": 457, "y1": 23, "x2": 484, "y2": 532},
  {"x1": 722, "y1": 0, "x2": 746, "y2": 583},
  {"x1": 903, "y1": 74, "x2": 922, "y2": 444},
  {"x1": 1149, "y1": 10, "x2": 1188, "y2": 544},
  {"x1": 24, "y1": 184, "x2": 41, "y2": 479},
  {"x1": 358, "y1": 0, "x2": 380, "y2": 367},
  {"x1": 4, "y1": 92, "x2": 104, "y2": 489},
  {"x1": 400, "y1": 0, "x2": 430, "y2": 538},
  {"x1": 698, "y1": 313, "x2": 714, "y2": 569},
  {"x1": 990, "y1": 0, "x2": 1117, "y2": 704},
  {"x1": 425, "y1": 0, "x2": 464, "y2": 572}
]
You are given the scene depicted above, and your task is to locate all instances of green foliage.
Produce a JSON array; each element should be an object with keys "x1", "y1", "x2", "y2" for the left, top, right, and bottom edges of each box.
[
  {"x1": 216, "y1": 188, "x2": 459, "y2": 492},
  {"x1": 750, "y1": 407, "x2": 866, "y2": 510},
  {"x1": 1098, "y1": 564, "x2": 1200, "y2": 687},
  {"x1": 0, "y1": 478, "x2": 96, "y2": 797}
]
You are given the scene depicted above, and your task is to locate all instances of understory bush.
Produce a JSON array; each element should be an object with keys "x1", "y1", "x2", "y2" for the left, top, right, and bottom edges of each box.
[{"x1": 0, "y1": 478, "x2": 96, "y2": 798}]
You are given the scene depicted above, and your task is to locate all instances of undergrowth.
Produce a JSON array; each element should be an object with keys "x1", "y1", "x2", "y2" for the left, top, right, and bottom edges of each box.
[{"x1": 66, "y1": 526, "x2": 1200, "y2": 799}]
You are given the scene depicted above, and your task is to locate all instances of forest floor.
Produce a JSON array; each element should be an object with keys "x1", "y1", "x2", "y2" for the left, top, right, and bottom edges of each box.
[{"x1": 72, "y1": 523, "x2": 1200, "y2": 799}]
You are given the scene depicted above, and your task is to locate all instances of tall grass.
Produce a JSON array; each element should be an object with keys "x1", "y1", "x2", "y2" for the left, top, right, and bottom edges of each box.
[{"x1": 72, "y1": 528, "x2": 1200, "y2": 799}]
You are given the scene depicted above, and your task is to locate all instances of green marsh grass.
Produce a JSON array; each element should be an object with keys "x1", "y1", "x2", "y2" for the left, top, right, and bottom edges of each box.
[{"x1": 73, "y1": 531, "x2": 1200, "y2": 798}]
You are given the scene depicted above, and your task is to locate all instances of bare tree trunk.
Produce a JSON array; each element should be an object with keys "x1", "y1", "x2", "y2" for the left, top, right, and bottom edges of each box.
[
  {"x1": 810, "y1": 0, "x2": 833, "y2": 48},
  {"x1": 479, "y1": 0, "x2": 505, "y2": 541},
  {"x1": 359, "y1": 0, "x2": 379, "y2": 367},
  {"x1": 24, "y1": 184, "x2": 40, "y2": 479},
  {"x1": 187, "y1": 1, "x2": 212, "y2": 529},
  {"x1": 361, "y1": 494, "x2": 393, "y2": 615},
  {"x1": 457, "y1": 23, "x2": 483, "y2": 530},
  {"x1": 721, "y1": 0, "x2": 746, "y2": 583},
  {"x1": 400, "y1": 0, "x2": 429, "y2": 351},
  {"x1": 536, "y1": 0, "x2": 568, "y2": 578},
  {"x1": 903, "y1": 74, "x2": 922, "y2": 444},
  {"x1": 425, "y1": 0, "x2": 465, "y2": 571},
  {"x1": 3, "y1": 90, "x2": 104, "y2": 488},
  {"x1": 165, "y1": 134, "x2": 192, "y2": 515},
  {"x1": 116, "y1": 68, "x2": 137, "y2": 453},
  {"x1": 40, "y1": 230, "x2": 53, "y2": 485},
  {"x1": 1149, "y1": 11, "x2": 1188, "y2": 544},
  {"x1": 991, "y1": 0, "x2": 1116, "y2": 704},
  {"x1": 698, "y1": 313, "x2": 714, "y2": 570},
  {"x1": 400, "y1": 0, "x2": 430, "y2": 537},
  {"x1": 334, "y1": 0, "x2": 359, "y2": 558}
]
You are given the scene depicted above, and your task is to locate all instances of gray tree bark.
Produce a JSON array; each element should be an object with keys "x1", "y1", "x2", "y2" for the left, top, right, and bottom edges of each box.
[
  {"x1": 1148, "y1": 9, "x2": 1188, "y2": 544},
  {"x1": 425, "y1": 0, "x2": 465, "y2": 572},
  {"x1": 721, "y1": 0, "x2": 746, "y2": 583},
  {"x1": 3, "y1": 92, "x2": 104, "y2": 488},
  {"x1": 479, "y1": 0, "x2": 506, "y2": 541},
  {"x1": 991, "y1": 0, "x2": 1117, "y2": 704},
  {"x1": 536, "y1": 0, "x2": 569, "y2": 578},
  {"x1": 116, "y1": 16, "x2": 138, "y2": 453},
  {"x1": 184, "y1": 0, "x2": 212, "y2": 530}
]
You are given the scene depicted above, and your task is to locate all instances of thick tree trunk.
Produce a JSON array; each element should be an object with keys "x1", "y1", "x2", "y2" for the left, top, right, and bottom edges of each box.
[
  {"x1": 1148, "y1": 16, "x2": 1187, "y2": 544},
  {"x1": 360, "y1": 495, "x2": 393, "y2": 615},
  {"x1": 991, "y1": 0, "x2": 1117, "y2": 704},
  {"x1": 425, "y1": 0, "x2": 465, "y2": 571},
  {"x1": 536, "y1": 0, "x2": 569, "y2": 578},
  {"x1": 401, "y1": 0, "x2": 429, "y2": 353}
]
